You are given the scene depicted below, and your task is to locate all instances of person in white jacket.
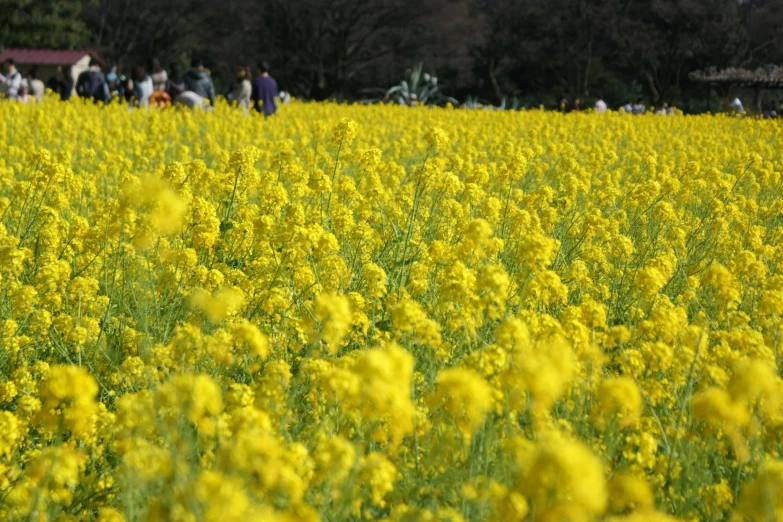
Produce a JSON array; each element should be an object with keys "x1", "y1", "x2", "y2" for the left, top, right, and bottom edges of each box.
[
  {"x1": 595, "y1": 96, "x2": 608, "y2": 113},
  {"x1": 27, "y1": 67, "x2": 45, "y2": 103},
  {"x1": 730, "y1": 97, "x2": 744, "y2": 115},
  {"x1": 0, "y1": 59, "x2": 23, "y2": 99},
  {"x1": 132, "y1": 65, "x2": 153, "y2": 109},
  {"x1": 230, "y1": 66, "x2": 252, "y2": 111}
]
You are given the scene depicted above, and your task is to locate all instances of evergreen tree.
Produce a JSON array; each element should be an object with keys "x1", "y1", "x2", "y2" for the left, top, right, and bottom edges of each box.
[{"x1": 0, "y1": 0, "x2": 87, "y2": 49}]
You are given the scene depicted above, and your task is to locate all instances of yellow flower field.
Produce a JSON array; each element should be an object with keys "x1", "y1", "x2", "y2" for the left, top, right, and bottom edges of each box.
[{"x1": 0, "y1": 98, "x2": 782, "y2": 522}]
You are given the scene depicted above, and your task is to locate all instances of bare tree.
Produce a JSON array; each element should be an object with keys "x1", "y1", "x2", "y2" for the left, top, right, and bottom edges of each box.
[
  {"x1": 259, "y1": 0, "x2": 437, "y2": 99},
  {"x1": 69, "y1": 0, "x2": 783, "y2": 105},
  {"x1": 607, "y1": 0, "x2": 746, "y2": 104}
]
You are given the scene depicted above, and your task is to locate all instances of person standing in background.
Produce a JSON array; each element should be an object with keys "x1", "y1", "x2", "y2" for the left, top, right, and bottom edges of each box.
[
  {"x1": 150, "y1": 58, "x2": 168, "y2": 92},
  {"x1": 132, "y1": 65, "x2": 153, "y2": 108},
  {"x1": 0, "y1": 58, "x2": 23, "y2": 99},
  {"x1": 632, "y1": 98, "x2": 646, "y2": 114},
  {"x1": 61, "y1": 67, "x2": 75, "y2": 101},
  {"x1": 166, "y1": 63, "x2": 186, "y2": 100},
  {"x1": 122, "y1": 75, "x2": 134, "y2": 103},
  {"x1": 48, "y1": 66, "x2": 74, "y2": 101},
  {"x1": 729, "y1": 97, "x2": 744, "y2": 115},
  {"x1": 16, "y1": 81, "x2": 31, "y2": 103},
  {"x1": 231, "y1": 65, "x2": 252, "y2": 110},
  {"x1": 106, "y1": 64, "x2": 124, "y2": 99},
  {"x1": 184, "y1": 58, "x2": 215, "y2": 107},
  {"x1": 252, "y1": 61, "x2": 279, "y2": 117},
  {"x1": 594, "y1": 96, "x2": 607, "y2": 113},
  {"x1": 27, "y1": 67, "x2": 45, "y2": 103},
  {"x1": 76, "y1": 59, "x2": 110, "y2": 103}
]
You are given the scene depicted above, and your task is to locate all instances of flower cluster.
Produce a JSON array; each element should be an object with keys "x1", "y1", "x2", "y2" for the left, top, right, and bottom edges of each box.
[{"x1": 0, "y1": 96, "x2": 782, "y2": 521}]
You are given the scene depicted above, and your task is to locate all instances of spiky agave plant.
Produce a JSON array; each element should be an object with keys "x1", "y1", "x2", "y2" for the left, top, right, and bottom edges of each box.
[{"x1": 361, "y1": 63, "x2": 457, "y2": 106}]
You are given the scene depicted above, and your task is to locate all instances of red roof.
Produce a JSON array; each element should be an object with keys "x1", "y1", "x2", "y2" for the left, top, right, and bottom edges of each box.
[{"x1": 0, "y1": 48, "x2": 103, "y2": 66}]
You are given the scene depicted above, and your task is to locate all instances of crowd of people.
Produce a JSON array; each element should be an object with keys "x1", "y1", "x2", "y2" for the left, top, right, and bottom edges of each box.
[
  {"x1": 562, "y1": 96, "x2": 675, "y2": 115},
  {"x1": 3, "y1": 56, "x2": 776, "y2": 118},
  {"x1": 0, "y1": 57, "x2": 288, "y2": 116}
]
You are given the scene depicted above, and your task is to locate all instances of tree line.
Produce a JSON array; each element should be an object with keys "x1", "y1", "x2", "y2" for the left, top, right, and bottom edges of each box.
[{"x1": 3, "y1": 0, "x2": 783, "y2": 110}]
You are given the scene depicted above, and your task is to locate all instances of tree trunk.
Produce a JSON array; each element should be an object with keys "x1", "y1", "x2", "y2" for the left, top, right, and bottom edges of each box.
[
  {"x1": 583, "y1": 52, "x2": 592, "y2": 96},
  {"x1": 488, "y1": 58, "x2": 503, "y2": 103},
  {"x1": 644, "y1": 72, "x2": 659, "y2": 105}
]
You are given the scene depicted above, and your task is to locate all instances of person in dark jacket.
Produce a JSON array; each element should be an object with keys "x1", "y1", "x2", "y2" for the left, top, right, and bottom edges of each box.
[
  {"x1": 105, "y1": 63, "x2": 125, "y2": 100},
  {"x1": 48, "y1": 66, "x2": 74, "y2": 101},
  {"x1": 252, "y1": 61, "x2": 279, "y2": 117},
  {"x1": 76, "y1": 58, "x2": 109, "y2": 103},
  {"x1": 183, "y1": 58, "x2": 215, "y2": 106},
  {"x1": 166, "y1": 63, "x2": 186, "y2": 99}
]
